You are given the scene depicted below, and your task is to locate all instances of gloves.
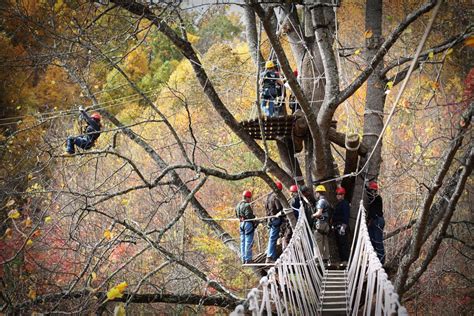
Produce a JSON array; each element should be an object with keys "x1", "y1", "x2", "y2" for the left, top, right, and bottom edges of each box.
[{"x1": 339, "y1": 225, "x2": 346, "y2": 236}]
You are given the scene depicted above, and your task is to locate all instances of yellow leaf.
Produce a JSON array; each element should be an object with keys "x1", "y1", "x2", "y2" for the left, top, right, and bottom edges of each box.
[
  {"x1": 4, "y1": 228, "x2": 13, "y2": 239},
  {"x1": 446, "y1": 48, "x2": 453, "y2": 55},
  {"x1": 26, "y1": 239, "x2": 33, "y2": 246},
  {"x1": 106, "y1": 282, "x2": 128, "y2": 301},
  {"x1": 104, "y1": 229, "x2": 113, "y2": 240},
  {"x1": 91, "y1": 272, "x2": 97, "y2": 281},
  {"x1": 28, "y1": 288, "x2": 37, "y2": 300},
  {"x1": 106, "y1": 287, "x2": 123, "y2": 300},
  {"x1": 44, "y1": 216, "x2": 52, "y2": 223},
  {"x1": 16, "y1": 106, "x2": 21, "y2": 110},
  {"x1": 354, "y1": 49, "x2": 361, "y2": 55},
  {"x1": 187, "y1": 33, "x2": 200, "y2": 45},
  {"x1": 120, "y1": 199, "x2": 129, "y2": 206},
  {"x1": 8, "y1": 209, "x2": 21, "y2": 219},
  {"x1": 113, "y1": 303, "x2": 126, "y2": 316},
  {"x1": 28, "y1": 173, "x2": 33, "y2": 180},
  {"x1": 115, "y1": 282, "x2": 128, "y2": 292},
  {"x1": 6, "y1": 199, "x2": 15, "y2": 207},
  {"x1": 24, "y1": 217, "x2": 32, "y2": 228},
  {"x1": 94, "y1": 85, "x2": 99, "y2": 89},
  {"x1": 364, "y1": 29, "x2": 373, "y2": 39},
  {"x1": 386, "y1": 81, "x2": 394, "y2": 90},
  {"x1": 465, "y1": 36, "x2": 474, "y2": 47},
  {"x1": 428, "y1": 51, "x2": 434, "y2": 59}
]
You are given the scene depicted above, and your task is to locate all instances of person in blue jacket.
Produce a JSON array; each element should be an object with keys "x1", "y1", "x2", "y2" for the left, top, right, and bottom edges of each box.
[{"x1": 66, "y1": 106, "x2": 102, "y2": 154}]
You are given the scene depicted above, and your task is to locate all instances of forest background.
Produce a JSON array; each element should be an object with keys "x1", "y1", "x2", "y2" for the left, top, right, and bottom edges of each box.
[{"x1": 0, "y1": 0, "x2": 472, "y2": 315}]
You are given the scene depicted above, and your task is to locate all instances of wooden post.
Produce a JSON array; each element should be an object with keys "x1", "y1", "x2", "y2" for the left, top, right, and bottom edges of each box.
[{"x1": 341, "y1": 133, "x2": 360, "y2": 202}]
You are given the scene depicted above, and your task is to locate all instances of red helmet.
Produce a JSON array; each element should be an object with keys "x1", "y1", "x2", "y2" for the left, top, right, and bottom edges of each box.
[
  {"x1": 290, "y1": 185, "x2": 298, "y2": 193},
  {"x1": 293, "y1": 69, "x2": 298, "y2": 77},
  {"x1": 243, "y1": 190, "x2": 252, "y2": 198},
  {"x1": 91, "y1": 112, "x2": 102, "y2": 121},
  {"x1": 275, "y1": 181, "x2": 283, "y2": 190},
  {"x1": 368, "y1": 181, "x2": 379, "y2": 190},
  {"x1": 336, "y1": 187, "x2": 346, "y2": 195}
]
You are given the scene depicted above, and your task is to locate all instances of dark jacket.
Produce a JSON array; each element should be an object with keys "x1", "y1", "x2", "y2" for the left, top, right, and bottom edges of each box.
[
  {"x1": 81, "y1": 110, "x2": 101, "y2": 143},
  {"x1": 334, "y1": 199, "x2": 350, "y2": 226},
  {"x1": 236, "y1": 201, "x2": 255, "y2": 220},
  {"x1": 367, "y1": 194, "x2": 383, "y2": 220},
  {"x1": 260, "y1": 70, "x2": 280, "y2": 98},
  {"x1": 265, "y1": 192, "x2": 283, "y2": 217}
]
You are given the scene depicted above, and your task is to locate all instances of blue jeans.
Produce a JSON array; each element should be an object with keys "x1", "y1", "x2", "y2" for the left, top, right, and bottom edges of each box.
[
  {"x1": 266, "y1": 218, "x2": 282, "y2": 260},
  {"x1": 240, "y1": 222, "x2": 255, "y2": 263},
  {"x1": 368, "y1": 216, "x2": 385, "y2": 264},
  {"x1": 66, "y1": 136, "x2": 93, "y2": 154},
  {"x1": 260, "y1": 98, "x2": 275, "y2": 117}
]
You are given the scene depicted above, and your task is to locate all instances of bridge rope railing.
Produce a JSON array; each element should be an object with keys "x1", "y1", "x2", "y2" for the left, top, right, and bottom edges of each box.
[
  {"x1": 231, "y1": 205, "x2": 324, "y2": 315},
  {"x1": 347, "y1": 201, "x2": 408, "y2": 316},
  {"x1": 231, "y1": 201, "x2": 407, "y2": 315}
]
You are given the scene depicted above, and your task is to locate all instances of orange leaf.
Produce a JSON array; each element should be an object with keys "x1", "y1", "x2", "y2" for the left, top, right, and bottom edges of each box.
[
  {"x1": 364, "y1": 29, "x2": 373, "y2": 39},
  {"x1": 104, "y1": 229, "x2": 113, "y2": 240},
  {"x1": 28, "y1": 288, "x2": 37, "y2": 300},
  {"x1": 465, "y1": 36, "x2": 474, "y2": 47}
]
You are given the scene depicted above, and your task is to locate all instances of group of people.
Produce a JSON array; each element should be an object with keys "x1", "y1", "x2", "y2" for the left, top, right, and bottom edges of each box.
[
  {"x1": 236, "y1": 180, "x2": 385, "y2": 267},
  {"x1": 259, "y1": 60, "x2": 300, "y2": 117}
]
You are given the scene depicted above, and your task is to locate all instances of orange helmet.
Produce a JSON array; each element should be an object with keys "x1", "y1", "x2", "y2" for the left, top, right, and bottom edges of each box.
[
  {"x1": 91, "y1": 112, "x2": 102, "y2": 121},
  {"x1": 243, "y1": 190, "x2": 252, "y2": 198},
  {"x1": 368, "y1": 181, "x2": 379, "y2": 190},
  {"x1": 275, "y1": 181, "x2": 283, "y2": 190},
  {"x1": 336, "y1": 187, "x2": 346, "y2": 195},
  {"x1": 290, "y1": 185, "x2": 298, "y2": 193}
]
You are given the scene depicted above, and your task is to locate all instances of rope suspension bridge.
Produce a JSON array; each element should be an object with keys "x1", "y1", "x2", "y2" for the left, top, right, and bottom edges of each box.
[{"x1": 231, "y1": 202, "x2": 407, "y2": 316}]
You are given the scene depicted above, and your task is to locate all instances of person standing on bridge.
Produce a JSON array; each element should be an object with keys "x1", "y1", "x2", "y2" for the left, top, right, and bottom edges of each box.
[
  {"x1": 286, "y1": 69, "x2": 301, "y2": 114},
  {"x1": 260, "y1": 60, "x2": 283, "y2": 117},
  {"x1": 366, "y1": 181, "x2": 385, "y2": 264},
  {"x1": 265, "y1": 181, "x2": 284, "y2": 263},
  {"x1": 334, "y1": 187, "x2": 350, "y2": 266},
  {"x1": 313, "y1": 185, "x2": 331, "y2": 266},
  {"x1": 236, "y1": 190, "x2": 257, "y2": 264},
  {"x1": 281, "y1": 184, "x2": 300, "y2": 250}
]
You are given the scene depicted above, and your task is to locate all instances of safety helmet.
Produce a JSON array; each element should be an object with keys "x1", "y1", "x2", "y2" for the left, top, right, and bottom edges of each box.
[
  {"x1": 336, "y1": 187, "x2": 346, "y2": 195},
  {"x1": 368, "y1": 181, "x2": 379, "y2": 190},
  {"x1": 293, "y1": 69, "x2": 298, "y2": 77},
  {"x1": 275, "y1": 181, "x2": 283, "y2": 190},
  {"x1": 265, "y1": 60, "x2": 275, "y2": 69},
  {"x1": 91, "y1": 112, "x2": 102, "y2": 121},
  {"x1": 243, "y1": 190, "x2": 252, "y2": 198},
  {"x1": 315, "y1": 185, "x2": 326, "y2": 192},
  {"x1": 290, "y1": 185, "x2": 298, "y2": 193}
]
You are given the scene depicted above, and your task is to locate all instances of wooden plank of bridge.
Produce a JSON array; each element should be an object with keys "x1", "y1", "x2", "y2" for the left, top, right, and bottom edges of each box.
[
  {"x1": 240, "y1": 116, "x2": 294, "y2": 140},
  {"x1": 321, "y1": 270, "x2": 349, "y2": 315}
]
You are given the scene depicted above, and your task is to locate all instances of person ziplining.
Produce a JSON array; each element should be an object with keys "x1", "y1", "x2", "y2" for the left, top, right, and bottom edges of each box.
[{"x1": 66, "y1": 106, "x2": 102, "y2": 154}]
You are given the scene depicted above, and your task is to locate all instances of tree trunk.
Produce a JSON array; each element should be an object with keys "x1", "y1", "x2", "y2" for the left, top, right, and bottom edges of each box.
[{"x1": 351, "y1": 0, "x2": 385, "y2": 226}]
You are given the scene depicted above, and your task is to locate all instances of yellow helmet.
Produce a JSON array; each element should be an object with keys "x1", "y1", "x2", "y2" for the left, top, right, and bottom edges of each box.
[
  {"x1": 315, "y1": 185, "x2": 326, "y2": 192},
  {"x1": 265, "y1": 60, "x2": 275, "y2": 69}
]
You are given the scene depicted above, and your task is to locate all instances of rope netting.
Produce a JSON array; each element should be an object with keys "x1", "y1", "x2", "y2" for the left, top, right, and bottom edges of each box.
[{"x1": 231, "y1": 202, "x2": 407, "y2": 315}]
